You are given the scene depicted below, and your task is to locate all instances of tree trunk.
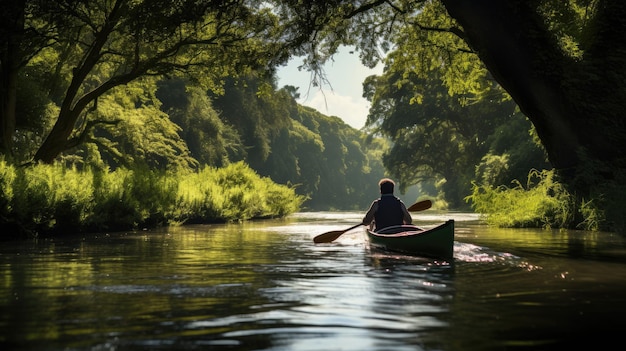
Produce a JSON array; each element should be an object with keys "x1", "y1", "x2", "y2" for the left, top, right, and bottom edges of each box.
[
  {"x1": 0, "y1": 57, "x2": 18, "y2": 157},
  {"x1": 32, "y1": 108, "x2": 81, "y2": 164},
  {"x1": 0, "y1": 0, "x2": 25, "y2": 157},
  {"x1": 440, "y1": 0, "x2": 626, "y2": 196}
]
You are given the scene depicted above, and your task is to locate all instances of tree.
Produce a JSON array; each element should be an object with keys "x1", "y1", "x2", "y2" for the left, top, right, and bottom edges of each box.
[
  {"x1": 366, "y1": 69, "x2": 520, "y2": 208},
  {"x1": 83, "y1": 78, "x2": 199, "y2": 170},
  {"x1": 211, "y1": 75, "x2": 294, "y2": 170},
  {"x1": 1, "y1": 0, "x2": 284, "y2": 163},
  {"x1": 157, "y1": 78, "x2": 246, "y2": 167},
  {"x1": 361, "y1": 2, "x2": 550, "y2": 208},
  {"x1": 438, "y1": 0, "x2": 626, "y2": 195}
]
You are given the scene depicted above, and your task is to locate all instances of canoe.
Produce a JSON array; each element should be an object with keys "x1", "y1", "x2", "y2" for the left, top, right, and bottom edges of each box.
[{"x1": 365, "y1": 220, "x2": 455, "y2": 259}]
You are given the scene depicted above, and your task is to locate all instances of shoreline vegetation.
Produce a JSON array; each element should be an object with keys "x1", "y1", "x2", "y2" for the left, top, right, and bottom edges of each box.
[
  {"x1": 465, "y1": 168, "x2": 611, "y2": 232},
  {"x1": 0, "y1": 160, "x2": 305, "y2": 239}
]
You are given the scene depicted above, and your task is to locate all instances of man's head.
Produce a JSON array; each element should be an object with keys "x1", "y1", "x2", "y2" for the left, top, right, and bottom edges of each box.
[{"x1": 379, "y1": 178, "x2": 395, "y2": 194}]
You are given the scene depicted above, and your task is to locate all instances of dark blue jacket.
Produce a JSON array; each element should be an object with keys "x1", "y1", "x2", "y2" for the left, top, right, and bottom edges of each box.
[{"x1": 374, "y1": 194, "x2": 404, "y2": 230}]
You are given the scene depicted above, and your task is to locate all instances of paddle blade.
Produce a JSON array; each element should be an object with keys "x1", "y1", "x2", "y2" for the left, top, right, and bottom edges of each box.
[
  {"x1": 313, "y1": 223, "x2": 363, "y2": 243},
  {"x1": 313, "y1": 230, "x2": 347, "y2": 243},
  {"x1": 407, "y1": 199, "x2": 432, "y2": 212}
]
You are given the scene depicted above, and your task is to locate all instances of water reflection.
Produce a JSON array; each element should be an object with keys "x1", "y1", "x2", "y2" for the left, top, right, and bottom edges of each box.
[{"x1": 1, "y1": 212, "x2": 625, "y2": 350}]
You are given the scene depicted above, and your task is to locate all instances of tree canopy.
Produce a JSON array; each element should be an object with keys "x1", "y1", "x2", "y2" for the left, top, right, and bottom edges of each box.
[
  {"x1": 272, "y1": 0, "x2": 625, "y2": 230},
  {"x1": 1, "y1": 0, "x2": 285, "y2": 163}
]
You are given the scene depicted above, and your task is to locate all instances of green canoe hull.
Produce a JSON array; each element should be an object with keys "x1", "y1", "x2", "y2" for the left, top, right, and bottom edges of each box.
[{"x1": 365, "y1": 220, "x2": 455, "y2": 259}]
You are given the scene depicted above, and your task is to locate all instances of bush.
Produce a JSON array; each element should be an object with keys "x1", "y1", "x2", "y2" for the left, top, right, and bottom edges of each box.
[
  {"x1": 466, "y1": 169, "x2": 575, "y2": 229},
  {"x1": 0, "y1": 161, "x2": 304, "y2": 237}
]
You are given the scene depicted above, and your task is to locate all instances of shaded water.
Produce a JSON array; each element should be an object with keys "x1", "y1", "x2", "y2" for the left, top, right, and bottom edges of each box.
[{"x1": 2, "y1": 211, "x2": 626, "y2": 350}]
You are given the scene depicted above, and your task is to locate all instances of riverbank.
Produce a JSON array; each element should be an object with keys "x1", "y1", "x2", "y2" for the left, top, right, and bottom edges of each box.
[{"x1": 0, "y1": 161, "x2": 305, "y2": 239}]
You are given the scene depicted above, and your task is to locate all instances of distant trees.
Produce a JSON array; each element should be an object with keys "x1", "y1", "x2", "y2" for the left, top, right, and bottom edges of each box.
[
  {"x1": 211, "y1": 75, "x2": 384, "y2": 210},
  {"x1": 157, "y1": 79, "x2": 246, "y2": 167}
]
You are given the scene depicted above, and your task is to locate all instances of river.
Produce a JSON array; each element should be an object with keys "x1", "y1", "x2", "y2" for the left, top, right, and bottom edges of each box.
[{"x1": 1, "y1": 211, "x2": 626, "y2": 350}]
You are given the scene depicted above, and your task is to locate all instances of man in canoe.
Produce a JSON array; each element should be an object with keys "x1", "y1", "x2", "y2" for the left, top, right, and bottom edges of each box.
[{"x1": 362, "y1": 178, "x2": 412, "y2": 232}]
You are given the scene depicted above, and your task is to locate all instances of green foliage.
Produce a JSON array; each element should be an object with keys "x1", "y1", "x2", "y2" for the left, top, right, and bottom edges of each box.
[
  {"x1": 76, "y1": 79, "x2": 199, "y2": 170},
  {"x1": 12, "y1": 84, "x2": 58, "y2": 163},
  {"x1": 357, "y1": 1, "x2": 553, "y2": 210},
  {"x1": 474, "y1": 113, "x2": 551, "y2": 192},
  {"x1": 89, "y1": 167, "x2": 141, "y2": 231},
  {"x1": 482, "y1": 113, "x2": 552, "y2": 184},
  {"x1": 213, "y1": 162, "x2": 304, "y2": 220},
  {"x1": 1, "y1": 0, "x2": 625, "y2": 235},
  {"x1": 6, "y1": 61, "x2": 395, "y2": 217},
  {"x1": 0, "y1": 161, "x2": 304, "y2": 237},
  {"x1": 356, "y1": 2, "x2": 518, "y2": 210},
  {"x1": 11, "y1": 164, "x2": 95, "y2": 233},
  {"x1": 365, "y1": 65, "x2": 520, "y2": 208},
  {"x1": 212, "y1": 75, "x2": 294, "y2": 166},
  {"x1": 157, "y1": 79, "x2": 246, "y2": 167},
  {"x1": 388, "y1": 1, "x2": 493, "y2": 100},
  {"x1": 466, "y1": 169, "x2": 575, "y2": 229},
  {"x1": 292, "y1": 106, "x2": 382, "y2": 210},
  {"x1": 471, "y1": 132, "x2": 626, "y2": 232},
  {"x1": 474, "y1": 154, "x2": 510, "y2": 188},
  {"x1": 6, "y1": 0, "x2": 288, "y2": 163},
  {"x1": 270, "y1": 0, "x2": 626, "y2": 231},
  {"x1": 174, "y1": 162, "x2": 305, "y2": 223},
  {"x1": 0, "y1": 158, "x2": 16, "y2": 221}
]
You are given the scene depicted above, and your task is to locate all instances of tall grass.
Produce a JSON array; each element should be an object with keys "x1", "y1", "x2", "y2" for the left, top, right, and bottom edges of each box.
[
  {"x1": 0, "y1": 160, "x2": 305, "y2": 238},
  {"x1": 0, "y1": 159, "x2": 16, "y2": 223},
  {"x1": 11, "y1": 164, "x2": 95, "y2": 233},
  {"x1": 174, "y1": 162, "x2": 304, "y2": 223},
  {"x1": 466, "y1": 169, "x2": 576, "y2": 229}
]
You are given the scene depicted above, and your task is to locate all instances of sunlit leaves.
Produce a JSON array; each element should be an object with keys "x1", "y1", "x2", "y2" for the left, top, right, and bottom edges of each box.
[
  {"x1": 1, "y1": 159, "x2": 305, "y2": 235},
  {"x1": 18, "y1": 0, "x2": 287, "y2": 162},
  {"x1": 84, "y1": 79, "x2": 197, "y2": 170},
  {"x1": 537, "y1": 0, "x2": 597, "y2": 59},
  {"x1": 389, "y1": 1, "x2": 495, "y2": 101},
  {"x1": 466, "y1": 169, "x2": 575, "y2": 229}
]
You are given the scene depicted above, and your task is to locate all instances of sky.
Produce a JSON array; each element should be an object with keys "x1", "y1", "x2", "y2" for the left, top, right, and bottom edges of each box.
[{"x1": 276, "y1": 47, "x2": 384, "y2": 130}]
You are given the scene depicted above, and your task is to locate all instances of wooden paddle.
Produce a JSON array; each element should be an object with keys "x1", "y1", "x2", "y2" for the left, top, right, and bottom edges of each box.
[{"x1": 312, "y1": 199, "x2": 432, "y2": 244}]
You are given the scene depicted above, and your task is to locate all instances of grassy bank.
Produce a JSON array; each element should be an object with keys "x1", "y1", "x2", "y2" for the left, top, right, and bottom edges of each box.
[
  {"x1": 465, "y1": 169, "x2": 606, "y2": 231},
  {"x1": 0, "y1": 160, "x2": 305, "y2": 238}
]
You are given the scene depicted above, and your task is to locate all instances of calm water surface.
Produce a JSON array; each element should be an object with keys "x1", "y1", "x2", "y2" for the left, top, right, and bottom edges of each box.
[{"x1": 1, "y1": 211, "x2": 626, "y2": 351}]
